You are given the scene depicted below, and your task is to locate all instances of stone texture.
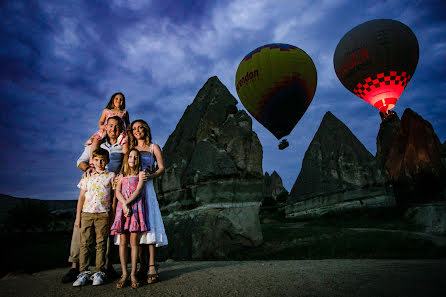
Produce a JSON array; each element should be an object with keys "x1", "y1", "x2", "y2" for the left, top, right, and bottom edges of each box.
[
  {"x1": 286, "y1": 111, "x2": 395, "y2": 219},
  {"x1": 159, "y1": 202, "x2": 262, "y2": 259},
  {"x1": 263, "y1": 171, "x2": 288, "y2": 203},
  {"x1": 154, "y1": 76, "x2": 264, "y2": 258},
  {"x1": 384, "y1": 108, "x2": 446, "y2": 204},
  {"x1": 405, "y1": 202, "x2": 446, "y2": 234},
  {"x1": 441, "y1": 140, "x2": 446, "y2": 169},
  {"x1": 376, "y1": 111, "x2": 401, "y2": 170}
]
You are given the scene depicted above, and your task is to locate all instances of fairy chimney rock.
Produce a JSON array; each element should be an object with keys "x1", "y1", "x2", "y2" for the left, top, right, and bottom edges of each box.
[
  {"x1": 154, "y1": 76, "x2": 264, "y2": 259},
  {"x1": 384, "y1": 108, "x2": 446, "y2": 204},
  {"x1": 286, "y1": 111, "x2": 394, "y2": 219}
]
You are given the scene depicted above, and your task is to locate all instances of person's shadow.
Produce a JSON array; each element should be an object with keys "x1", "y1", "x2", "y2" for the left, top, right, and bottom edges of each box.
[{"x1": 138, "y1": 261, "x2": 239, "y2": 285}]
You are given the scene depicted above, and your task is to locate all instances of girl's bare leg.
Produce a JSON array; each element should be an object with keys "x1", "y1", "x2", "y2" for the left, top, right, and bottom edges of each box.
[
  {"x1": 119, "y1": 234, "x2": 129, "y2": 277},
  {"x1": 130, "y1": 233, "x2": 139, "y2": 278}
]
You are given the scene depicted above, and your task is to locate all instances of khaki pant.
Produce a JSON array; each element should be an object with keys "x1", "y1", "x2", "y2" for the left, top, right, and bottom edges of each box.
[
  {"x1": 78, "y1": 212, "x2": 110, "y2": 273},
  {"x1": 68, "y1": 226, "x2": 114, "y2": 268}
]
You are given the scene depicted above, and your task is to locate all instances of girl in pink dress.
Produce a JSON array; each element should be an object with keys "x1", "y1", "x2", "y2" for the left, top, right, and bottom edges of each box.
[
  {"x1": 110, "y1": 148, "x2": 148, "y2": 289},
  {"x1": 85, "y1": 92, "x2": 130, "y2": 162}
]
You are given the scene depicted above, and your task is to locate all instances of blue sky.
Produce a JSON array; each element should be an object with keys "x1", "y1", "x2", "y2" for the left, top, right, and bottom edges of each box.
[{"x1": 1, "y1": 0, "x2": 445, "y2": 200}]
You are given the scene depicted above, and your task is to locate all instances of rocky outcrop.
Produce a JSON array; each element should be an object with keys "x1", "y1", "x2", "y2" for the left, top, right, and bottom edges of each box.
[
  {"x1": 405, "y1": 202, "x2": 446, "y2": 234},
  {"x1": 263, "y1": 171, "x2": 288, "y2": 203},
  {"x1": 384, "y1": 109, "x2": 445, "y2": 204},
  {"x1": 286, "y1": 111, "x2": 395, "y2": 219},
  {"x1": 160, "y1": 203, "x2": 262, "y2": 259},
  {"x1": 441, "y1": 140, "x2": 446, "y2": 169},
  {"x1": 154, "y1": 76, "x2": 263, "y2": 258},
  {"x1": 376, "y1": 112, "x2": 401, "y2": 170}
]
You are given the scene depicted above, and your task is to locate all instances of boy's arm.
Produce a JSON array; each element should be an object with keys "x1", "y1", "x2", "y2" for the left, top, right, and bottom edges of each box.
[
  {"x1": 75, "y1": 189, "x2": 86, "y2": 228},
  {"x1": 112, "y1": 190, "x2": 117, "y2": 213}
]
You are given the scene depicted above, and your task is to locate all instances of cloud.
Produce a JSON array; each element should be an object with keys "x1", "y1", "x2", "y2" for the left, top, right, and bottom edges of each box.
[
  {"x1": 109, "y1": 0, "x2": 152, "y2": 11},
  {"x1": 1, "y1": 0, "x2": 445, "y2": 198}
]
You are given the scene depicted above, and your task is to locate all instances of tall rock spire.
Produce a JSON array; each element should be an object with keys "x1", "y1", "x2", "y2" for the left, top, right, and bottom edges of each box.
[{"x1": 286, "y1": 111, "x2": 394, "y2": 218}]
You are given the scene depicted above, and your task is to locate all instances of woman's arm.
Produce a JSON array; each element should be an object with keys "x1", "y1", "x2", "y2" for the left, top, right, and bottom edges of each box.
[
  {"x1": 98, "y1": 109, "x2": 108, "y2": 130},
  {"x1": 125, "y1": 171, "x2": 146, "y2": 205},
  {"x1": 148, "y1": 144, "x2": 165, "y2": 180}
]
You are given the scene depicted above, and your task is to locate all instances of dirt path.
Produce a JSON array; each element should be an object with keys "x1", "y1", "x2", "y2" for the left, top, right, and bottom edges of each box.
[{"x1": 1, "y1": 259, "x2": 445, "y2": 297}]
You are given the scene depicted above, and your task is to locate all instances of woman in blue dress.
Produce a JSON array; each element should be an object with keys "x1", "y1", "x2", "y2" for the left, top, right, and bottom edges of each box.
[{"x1": 115, "y1": 119, "x2": 167, "y2": 283}]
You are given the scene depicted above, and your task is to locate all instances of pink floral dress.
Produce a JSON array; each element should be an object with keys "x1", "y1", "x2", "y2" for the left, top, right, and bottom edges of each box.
[
  {"x1": 85, "y1": 109, "x2": 129, "y2": 146},
  {"x1": 110, "y1": 175, "x2": 150, "y2": 234}
]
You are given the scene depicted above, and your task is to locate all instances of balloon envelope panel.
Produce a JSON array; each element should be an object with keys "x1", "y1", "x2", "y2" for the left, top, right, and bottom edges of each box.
[
  {"x1": 235, "y1": 44, "x2": 317, "y2": 140},
  {"x1": 333, "y1": 19, "x2": 419, "y2": 113}
]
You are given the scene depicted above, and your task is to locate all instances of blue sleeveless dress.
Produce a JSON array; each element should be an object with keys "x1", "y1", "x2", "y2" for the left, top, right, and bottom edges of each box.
[{"x1": 114, "y1": 144, "x2": 168, "y2": 247}]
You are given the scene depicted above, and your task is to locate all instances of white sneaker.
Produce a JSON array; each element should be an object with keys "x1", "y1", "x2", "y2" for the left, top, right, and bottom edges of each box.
[
  {"x1": 73, "y1": 271, "x2": 91, "y2": 287},
  {"x1": 91, "y1": 271, "x2": 105, "y2": 286}
]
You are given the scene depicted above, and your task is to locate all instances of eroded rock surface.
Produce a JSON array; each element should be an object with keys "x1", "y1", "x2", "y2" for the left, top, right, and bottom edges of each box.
[
  {"x1": 286, "y1": 111, "x2": 394, "y2": 219},
  {"x1": 384, "y1": 108, "x2": 446, "y2": 204},
  {"x1": 154, "y1": 76, "x2": 263, "y2": 258}
]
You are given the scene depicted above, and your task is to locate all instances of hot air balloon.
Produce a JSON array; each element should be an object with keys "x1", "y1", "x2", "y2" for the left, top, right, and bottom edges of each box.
[
  {"x1": 235, "y1": 43, "x2": 317, "y2": 149},
  {"x1": 334, "y1": 19, "x2": 419, "y2": 116}
]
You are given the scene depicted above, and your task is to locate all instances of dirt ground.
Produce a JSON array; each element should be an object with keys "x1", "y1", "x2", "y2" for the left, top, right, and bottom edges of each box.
[{"x1": 1, "y1": 259, "x2": 445, "y2": 297}]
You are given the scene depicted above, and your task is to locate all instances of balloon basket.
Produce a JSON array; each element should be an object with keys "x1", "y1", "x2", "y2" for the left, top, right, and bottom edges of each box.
[{"x1": 278, "y1": 139, "x2": 289, "y2": 150}]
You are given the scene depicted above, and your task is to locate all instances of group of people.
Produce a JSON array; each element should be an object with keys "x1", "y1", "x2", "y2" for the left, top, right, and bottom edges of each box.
[{"x1": 61, "y1": 92, "x2": 168, "y2": 289}]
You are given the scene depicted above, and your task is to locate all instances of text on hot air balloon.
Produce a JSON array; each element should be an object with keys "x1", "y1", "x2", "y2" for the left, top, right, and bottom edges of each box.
[
  {"x1": 336, "y1": 49, "x2": 370, "y2": 79},
  {"x1": 236, "y1": 70, "x2": 259, "y2": 92}
]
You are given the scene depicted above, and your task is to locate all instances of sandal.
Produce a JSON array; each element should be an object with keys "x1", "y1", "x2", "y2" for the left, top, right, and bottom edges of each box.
[
  {"x1": 131, "y1": 275, "x2": 140, "y2": 289},
  {"x1": 116, "y1": 275, "x2": 128, "y2": 289},
  {"x1": 147, "y1": 264, "x2": 160, "y2": 284}
]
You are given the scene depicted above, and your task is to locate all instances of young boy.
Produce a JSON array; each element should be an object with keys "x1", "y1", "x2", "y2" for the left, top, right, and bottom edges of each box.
[{"x1": 73, "y1": 148, "x2": 116, "y2": 286}]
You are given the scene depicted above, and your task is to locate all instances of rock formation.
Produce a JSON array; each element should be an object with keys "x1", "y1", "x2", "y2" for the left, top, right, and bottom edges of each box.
[
  {"x1": 286, "y1": 111, "x2": 395, "y2": 219},
  {"x1": 263, "y1": 171, "x2": 288, "y2": 204},
  {"x1": 376, "y1": 112, "x2": 401, "y2": 170},
  {"x1": 383, "y1": 108, "x2": 446, "y2": 204},
  {"x1": 441, "y1": 140, "x2": 446, "y2": 169},
  {"x1": 405, "y1": 202, "x2": 446, "y2": 234},
  {"x1": 154, "y1": 76, "x2": 263, "y2": 259}
]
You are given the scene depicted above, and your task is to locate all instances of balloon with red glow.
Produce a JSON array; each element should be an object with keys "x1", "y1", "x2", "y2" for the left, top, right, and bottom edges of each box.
[{"x1": 334, "y1": 19, "x2": 419, "y2": 114}]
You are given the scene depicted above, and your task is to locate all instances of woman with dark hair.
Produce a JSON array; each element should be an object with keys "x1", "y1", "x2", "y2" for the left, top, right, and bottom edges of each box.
[{"x1": 115, "y1": 119, "x2": 167, "y2": 284}]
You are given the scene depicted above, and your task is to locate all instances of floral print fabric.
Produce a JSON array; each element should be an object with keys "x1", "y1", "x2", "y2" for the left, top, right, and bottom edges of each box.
[
  {"x1": 111, "y1": 175, "x2": 149, "y2": 234},
  {"x1": 77, "y1": 171, "x2": 116, "y2": 213}
]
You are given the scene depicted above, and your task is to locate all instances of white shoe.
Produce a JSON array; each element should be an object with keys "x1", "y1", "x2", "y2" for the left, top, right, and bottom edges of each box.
[
  {"x1": 91, "y1": 271, "x2": 105, "y2": 286},
  {"x1": 73, "y1": 271, "x2": 91, "y2": 287}
]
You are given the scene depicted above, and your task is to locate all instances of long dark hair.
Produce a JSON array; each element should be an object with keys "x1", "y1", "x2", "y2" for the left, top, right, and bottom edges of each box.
[
  {"x1": 105, "y1": 92, "x2": 126, "y2": 110},
  {"x1": 129, "y1": 119, "x2": 152, "y2": 149}
]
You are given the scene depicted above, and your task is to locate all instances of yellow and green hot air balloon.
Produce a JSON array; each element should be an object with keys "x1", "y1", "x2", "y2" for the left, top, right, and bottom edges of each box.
[{"x1": 235, "y1": 43, "x2": 317, "y2": 149}]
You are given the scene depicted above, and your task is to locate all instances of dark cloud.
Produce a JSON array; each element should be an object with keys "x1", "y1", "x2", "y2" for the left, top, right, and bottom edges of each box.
[{"x1": 1, "y1": 0, "x2": 445, "y2": 198}]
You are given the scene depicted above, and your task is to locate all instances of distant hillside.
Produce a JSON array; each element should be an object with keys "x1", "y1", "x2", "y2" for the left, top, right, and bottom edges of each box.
[{"x1": 0, "y1": 194, "x2": 77, "y2": 222}]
